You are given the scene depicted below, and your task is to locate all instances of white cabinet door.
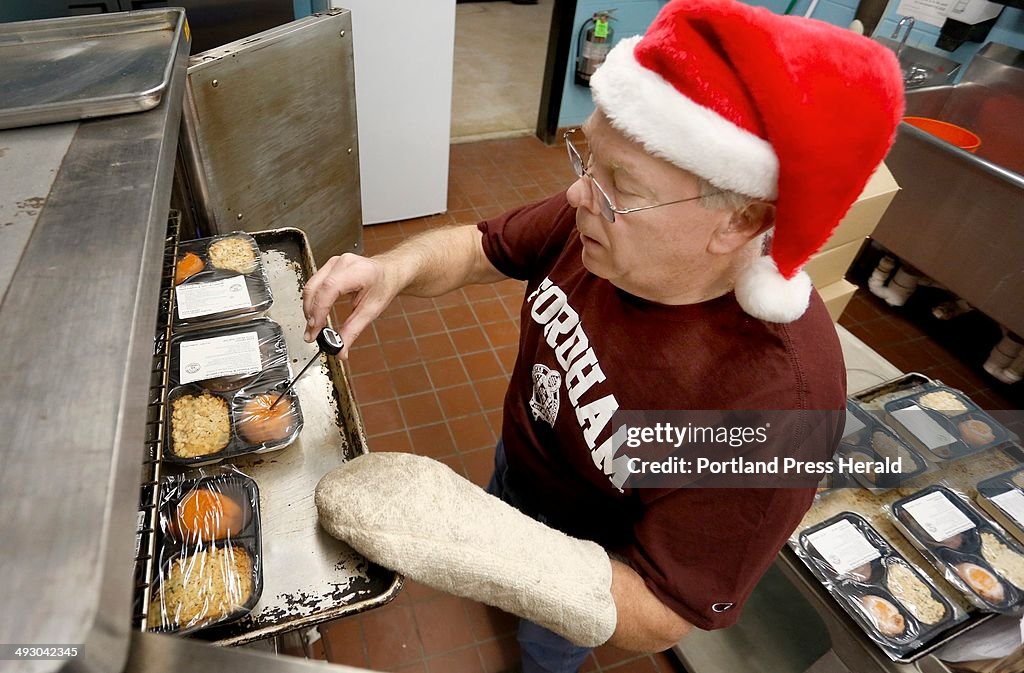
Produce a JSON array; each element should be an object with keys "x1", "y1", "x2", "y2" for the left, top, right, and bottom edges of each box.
[{"x1": 332, "y1": 0, "x2": 455, "y2": 225}]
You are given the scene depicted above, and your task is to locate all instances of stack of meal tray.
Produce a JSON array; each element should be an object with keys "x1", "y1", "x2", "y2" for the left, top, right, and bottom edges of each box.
[
  {"x1": 790, "y1": 373, "x2": 1022, "y2": 663},
  {"x1": 138, "y1": 229, "x2": 400, "y2": 641}
]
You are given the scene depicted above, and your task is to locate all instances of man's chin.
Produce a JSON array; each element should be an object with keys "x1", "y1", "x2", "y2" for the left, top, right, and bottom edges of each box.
[{"x1": 580, "y1": 247, "x2": 610, "y2": 280}]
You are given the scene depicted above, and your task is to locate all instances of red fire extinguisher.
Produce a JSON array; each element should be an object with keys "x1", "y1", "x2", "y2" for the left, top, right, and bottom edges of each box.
[{"x1": 575, "y1": 10, "x2": 616, "y2": 87}]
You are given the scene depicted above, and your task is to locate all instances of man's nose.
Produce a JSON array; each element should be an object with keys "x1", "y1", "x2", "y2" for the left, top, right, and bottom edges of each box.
[{"x1": 566, "y1": 176, "x2": 599, "y2": 216}]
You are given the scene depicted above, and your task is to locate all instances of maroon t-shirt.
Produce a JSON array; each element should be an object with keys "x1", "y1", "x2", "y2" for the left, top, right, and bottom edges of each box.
[{"x1": 477, "y1": 192, "x2": 846, "y2": 630}]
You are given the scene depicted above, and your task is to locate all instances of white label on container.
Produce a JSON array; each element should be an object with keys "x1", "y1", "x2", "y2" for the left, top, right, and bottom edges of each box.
[
  {"x1": 806, "y1": 520, "x2": 882, "y2": 575},
  {"x1": 992, "y1": 490, "x2": 1024, "y2": 528},
  {"x1": 179, "y1": 331, "x2": 262, "y2": 384},
  {"x1": 843, "y1": 410, "x2": 867, "y2": 438},
  {"x1": 175, "y1": 276, "x2": 252, "y2": 320},
  {"x1": 891, "y1": 404, "x2": 958, "y2": 450},
  {"x1": 904, "y1": 491, "x2": 976, "y2": 542}
]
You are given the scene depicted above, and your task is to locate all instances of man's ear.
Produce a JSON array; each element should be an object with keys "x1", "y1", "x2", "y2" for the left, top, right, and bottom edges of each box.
[{"x1": 708, "y1": 202, "x2": 776, "y2": 255}]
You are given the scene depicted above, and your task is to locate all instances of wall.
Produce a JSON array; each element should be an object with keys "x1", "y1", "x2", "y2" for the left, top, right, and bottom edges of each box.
[
  {"x1": 557, "y1": 0, "x2": 668, "y2": 129},
  {"x1": 554, "y1": 0, "x2": 1024, "y2": 127}
]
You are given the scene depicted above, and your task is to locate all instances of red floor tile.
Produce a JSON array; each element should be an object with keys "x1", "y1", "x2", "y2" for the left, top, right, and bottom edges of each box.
[
  {"x1": 408, "y1": 309, "x2": 446, "y2": 336},
  {"x1": 463, "y1": 351, "x2": 504, "y2": 380},
  {"x1": 369, "y1": 430, "x2": 414, "y2": 454},
  {"x1": 441, "y1": 305, "x2": 479, "y2": 330},
  {"x1": 449, "y1": 415, "x2": 496, "y2": 453},
  {"x1": 394, "y1": 662, "x2": 430, "y2": 673},
  {"x1": 349, "y1": 343, "x2": 387, "y2": 374},
  {"x1": 477, "y1": 634, "x2": 519, "y2": 673},
  {"x1": 450, "y1": 325, "x2": 492, "y2": 354},
  {"x1": 320, "y1": 618, "x2": 367, "y2": 667},
  {"x1": 427, "y1": 357, "x2": 470, "y2": 389},
  {"x1": 391, "y1": 363, "x2": 433, "y2": 397},
  {"x1": 425, "y1": 646, "x2": 485, "y2": 673},
  {"x1": 414, "y1": 595, "x2": 478, "y2": 656},
  {"x1": 462, "y1": 447, "x2": 497, "y2": 488},
  {"x1": 361, "y1": 605, "x2": 424, "y2": 670},
  {"x1": 438, "y1": 384, "x2": 483, "y2": 419},
  {"x1": 409, "y1": 423, "x2": 457, "y2": 459},
  {"x1": 403, "y1": 579, "x2": 444, "y2": 604},
  {"x1": 351, "y1": 371, "x2": 396, "y2": 404},
  {"x1": 463, "y1": 601, "x2": 518, "y2": 642},
  {"x1": 375, "y1": 315, "x2": 414, "y2": 343},
  {"x1": 472, "y1": 298, "x2": 511, "y2": 324},
  {"x1": 398, "y1": 392, "x2": 445, "y2": 428},
  {"x1": 475, "y1": 377, "x2": 510, "y2": 412},
  {"x1": 384, "y1": 338, "x2": 423, "y2": 369},
  {"x1": 417, "y1": 333, "x2": 458, "y2": 360},
  {"x1": 360, "y1": 399, "x2": 405, "y2": 437}
]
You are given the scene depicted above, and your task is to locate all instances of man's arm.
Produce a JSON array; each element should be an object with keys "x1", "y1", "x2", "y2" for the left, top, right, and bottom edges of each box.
[
  {"x1": 302, "y1": 225, "x2": 506, "y2": 354},
  {"x1": 608, "y1": 559, "x2": 693, "y2": 652}
]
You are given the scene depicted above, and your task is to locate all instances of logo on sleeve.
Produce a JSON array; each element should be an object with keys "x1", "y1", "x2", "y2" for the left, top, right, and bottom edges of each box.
[
  {"x1": 529, "y1": 364, "x2": 561, "y2": 427},
  {"x1": 711, "y1": 602, "x2": 734, "y2": 613}
]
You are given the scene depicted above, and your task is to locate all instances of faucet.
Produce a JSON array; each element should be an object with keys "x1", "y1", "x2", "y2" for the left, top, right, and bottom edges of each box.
[{"x1": 891, "y1": 16, "x2": 915, "y2": 60}]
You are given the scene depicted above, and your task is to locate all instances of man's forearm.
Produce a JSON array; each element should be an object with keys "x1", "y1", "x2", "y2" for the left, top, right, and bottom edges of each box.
[
  {"x1": 608, "y1": 559, "x2": 693, "y2": 652},
  {"x1": 375, "y1": 224, "x2": 506, "y2": 298}
]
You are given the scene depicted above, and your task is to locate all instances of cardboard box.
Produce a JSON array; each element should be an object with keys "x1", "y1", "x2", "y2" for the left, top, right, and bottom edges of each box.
[
  {"x1": 819, "y1": 279, "x2": 858, "y2": 321},
  {"x1": 804, "y1": 238, "x2": 865, "y2": 288},
  {"x1": 819, "y1": 162, "x2": 900, "y2": 252}
]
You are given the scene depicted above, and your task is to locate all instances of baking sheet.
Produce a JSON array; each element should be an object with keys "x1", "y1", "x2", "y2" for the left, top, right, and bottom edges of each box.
[
  {"x1": 0, "y1": 9, "x2": 186, "y2": 131},
  {"x1": 193, "y1": 229, "x2": 400, "y2": 645}
]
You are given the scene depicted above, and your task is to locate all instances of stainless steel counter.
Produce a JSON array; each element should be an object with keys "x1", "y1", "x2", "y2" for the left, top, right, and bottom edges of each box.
[{"x1": 0, "y1": 25, "x2": 188, "y2": 673}]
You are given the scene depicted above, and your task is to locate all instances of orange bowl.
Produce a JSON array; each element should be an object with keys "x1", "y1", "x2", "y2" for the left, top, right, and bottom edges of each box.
[{"x1": 904, "y1": 116, "x2": 981, "y2": 153}]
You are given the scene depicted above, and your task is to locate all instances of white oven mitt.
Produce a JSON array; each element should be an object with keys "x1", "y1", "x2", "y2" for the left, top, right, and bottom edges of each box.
[{"x1": 315, "y1": 452, "x2": 617, "y2": 647}]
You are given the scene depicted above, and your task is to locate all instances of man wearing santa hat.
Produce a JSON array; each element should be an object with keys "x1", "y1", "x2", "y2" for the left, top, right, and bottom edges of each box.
[{"x1": 304, "y1": 0, "x2": 903, "y2": 669}]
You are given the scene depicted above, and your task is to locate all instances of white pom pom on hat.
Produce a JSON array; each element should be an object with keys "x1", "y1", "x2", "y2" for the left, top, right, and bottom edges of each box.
[
  {"x1": 589, "y1": 0, "x2": 904, "y2": 323},
  {"x1": 735, "y1": 256, "x2": 813, "y2": 324}
]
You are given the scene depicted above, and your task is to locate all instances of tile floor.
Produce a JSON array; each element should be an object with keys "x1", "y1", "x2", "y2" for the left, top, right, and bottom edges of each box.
[
  {"x1": 451, "y1": 0, "x2": 553, "y2": 141},
  {"x1": 302, "y1": 133, "x2": 1020, "y2": 672}
]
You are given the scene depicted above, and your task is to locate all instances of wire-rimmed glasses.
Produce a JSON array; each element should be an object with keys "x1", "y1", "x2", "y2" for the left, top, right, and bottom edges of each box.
[{"x1": 564, "y1": 129, "x2": 716, "y2": 223}]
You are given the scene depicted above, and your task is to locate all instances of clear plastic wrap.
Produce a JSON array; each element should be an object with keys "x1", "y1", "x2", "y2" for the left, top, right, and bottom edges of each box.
[
  {"x1": 167, "y1": 318, "x2": 302, "y2": 465},
  {"x1": 793, "y1": 512, "x2": 967, "y2": 660},
  {"x1": 888, "y1": 484, "x2": 1024, "y2": 613},
  {"x1": 173, "y1": 232, "x2": 273, "y2": 329},
  {"x1": 883, "y1": 386, "x2": 1013, "y2": 461},
  {"x1": 839, "y1": 399, "x2": 930, "y2": 492},
  {"x1": 147, "y1": 467, "x2": 263, "y2": 634},
  {"x1": 977, "y1": 464, "x2": 1024, "y2": 546}
]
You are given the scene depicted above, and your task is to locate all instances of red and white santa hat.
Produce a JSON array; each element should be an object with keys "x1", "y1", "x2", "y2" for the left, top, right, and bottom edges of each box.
[{"x1": 590, "y1": 0, "x2": 904, "y2": 323}]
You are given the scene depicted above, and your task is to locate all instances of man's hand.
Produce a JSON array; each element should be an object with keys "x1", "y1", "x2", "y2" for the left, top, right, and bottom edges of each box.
[
  {"x1": 301, "y1": 226, "x2": 506, "y2": 356},
  {"x1": 608, "y1": 559, "x2": 692, "y2": 652},
  {"x1": 302, "y1": 253, "x2": 399, "y2": 357}
]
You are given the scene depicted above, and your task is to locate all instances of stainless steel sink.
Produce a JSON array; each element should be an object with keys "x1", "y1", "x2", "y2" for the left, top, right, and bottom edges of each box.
[
  {"x1": 874, "y1": 36, "x2": 960, "y2": 88},
  {"x1": 870, "y1": 43, "x2": 1024, "y2": 336}
]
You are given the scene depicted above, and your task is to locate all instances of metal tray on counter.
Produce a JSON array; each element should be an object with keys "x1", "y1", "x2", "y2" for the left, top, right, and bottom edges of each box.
[
  {"x1": 0, "y1": 9, "x2": 187, "y2": 130},
  {"x1": 789, "y1": 372, "x2": 1023, "y2": 664},
  {"x1": 138, "y1": 226, "x2": 400, "y2": 645}
]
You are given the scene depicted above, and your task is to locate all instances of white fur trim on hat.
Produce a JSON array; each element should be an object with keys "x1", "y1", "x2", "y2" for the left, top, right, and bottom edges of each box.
[
  {"x1": 591, "y1": 37, "x2": 779, "y2": 200},
  {"x1": 735, "y1": 256, "x2": 812, "y2": 323}
]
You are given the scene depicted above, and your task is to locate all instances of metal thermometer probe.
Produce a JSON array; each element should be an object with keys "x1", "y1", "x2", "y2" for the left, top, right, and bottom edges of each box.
[{"x1": 268, "y1": 327, "x2": 344, "y2": 410}]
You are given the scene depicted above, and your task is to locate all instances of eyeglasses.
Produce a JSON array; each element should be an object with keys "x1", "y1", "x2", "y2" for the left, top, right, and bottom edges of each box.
[{"x1": 564, "y1": 129, "x2": 717, "y2": 223}]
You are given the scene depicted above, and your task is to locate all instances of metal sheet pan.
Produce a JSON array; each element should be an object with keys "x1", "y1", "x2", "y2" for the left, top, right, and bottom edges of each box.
[
  {"x1": 0, "y1": 9, "x2": 187, "y2": 131},
  {"x1": 192, "y1": 228, "x2": 401, "y2": 645}
]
